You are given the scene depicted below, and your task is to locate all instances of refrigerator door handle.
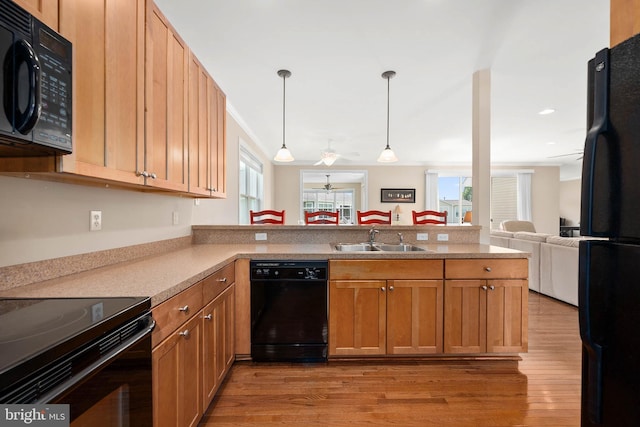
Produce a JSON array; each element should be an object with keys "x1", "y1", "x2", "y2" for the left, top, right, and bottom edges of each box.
[
  {"x1": 581, "y1": 47, "x2": 610, "y2": 237},
  {"x1": 579, "y1": 241, "x2": 604, "y2": 424}
]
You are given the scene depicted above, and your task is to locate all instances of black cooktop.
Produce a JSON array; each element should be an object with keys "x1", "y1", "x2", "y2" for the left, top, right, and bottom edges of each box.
[{"x1": 0, "y1": 297, "x2": 150, "y2": 398}]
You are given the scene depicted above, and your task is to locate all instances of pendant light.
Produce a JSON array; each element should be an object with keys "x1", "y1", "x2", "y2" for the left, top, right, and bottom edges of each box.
[
  {"x1": 274, "y1": 69, "x2": 294, "y2": 162},
  {"x1": 377, "y1": 70, "x2": 399, "y2": 163}
]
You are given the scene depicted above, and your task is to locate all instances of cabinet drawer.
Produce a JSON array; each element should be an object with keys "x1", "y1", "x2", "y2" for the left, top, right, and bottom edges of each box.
[
  {"x1": 152, "y1": 281, "x2": 203, "y2": 347},
  {"x1": 330, "y1": 259, "x2": 443, "y2": 280},
  {"x1": 203, "y1": 262, "x2": 235, "y2": 303},
  {"x1": 445, "y1": 259, "x2": 528, "y2": 279}
]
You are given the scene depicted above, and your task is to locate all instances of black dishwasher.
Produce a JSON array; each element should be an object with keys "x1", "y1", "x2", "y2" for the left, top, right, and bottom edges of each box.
[{"x1": 250, "y1": 260, "x2": 328, "y2": 362}]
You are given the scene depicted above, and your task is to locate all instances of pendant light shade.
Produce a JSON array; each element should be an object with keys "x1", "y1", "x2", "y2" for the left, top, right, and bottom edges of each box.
[
  {"x1": 377, "y1": 70, "x2": 398, "y2": 163},
  {"x1": 274, "y1": 69, "x2": 294, "y2": 162}
]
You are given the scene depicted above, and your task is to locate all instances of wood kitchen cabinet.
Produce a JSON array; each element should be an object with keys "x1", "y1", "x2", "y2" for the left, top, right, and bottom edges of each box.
[
  {"x1": 201, "y1": 268, "x2": 235, "y2": 411},
  {"x1": 153, "y1": 312, "x2": 202, "y2": 427},
  {"x1": 444, "y1": 259, "x2": 528, "y2": 354},
  {"x1": 12, "y1": 0, "x2": 59, "y2": 29},
  {"x1": 329, "y1": 260, "x2": 444, "y2": 357},
  {"x1": 152, "y1": 261, "x2": 235, "y2": 427},
  {"x1": 0, "y1": 0, "x2": 147, "y2": 185},
  {"x1": 145, "y1": 1, "x2": 188, "y2": 192},
  {"x1": 188, "y1": 53, "x2": 227, "y2": 197}
]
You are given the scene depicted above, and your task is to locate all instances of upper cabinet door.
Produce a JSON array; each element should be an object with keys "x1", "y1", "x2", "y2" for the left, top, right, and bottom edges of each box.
[
  {"x1": 211, "y1": 83, "x2": 226, "y2": 197},
  {"x1": 58, "y1": 0, "x2": 145, "y2": 185},
  {"x1": 145, "y1": 3, "x2": 188, "y2": 192},
  {"x1": 12, "y1": 0, "x2": 59, "y2": 29}
]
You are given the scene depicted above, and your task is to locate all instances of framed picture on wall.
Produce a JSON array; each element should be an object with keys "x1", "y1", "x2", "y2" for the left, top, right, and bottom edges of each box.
[{"x1": 381, "y1": 188, "x2": 415, "y2": 203}]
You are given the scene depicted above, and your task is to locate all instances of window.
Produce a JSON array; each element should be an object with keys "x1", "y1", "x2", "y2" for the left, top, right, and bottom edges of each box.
[
  {"x1": 239, "y1": 147, "x2": 263, "y2": 224},
  {"x1": 427, "y1": 170, "x2": 532, "y2": 226},
  {"x1": 437, "y1": 176, "x2": 472, "y2": 225},
  {"x1": 302, "y1": 190, "x2": 354, "y2": 224}
]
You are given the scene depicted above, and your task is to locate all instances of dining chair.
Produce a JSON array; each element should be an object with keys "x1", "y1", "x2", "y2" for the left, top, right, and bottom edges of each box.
[
  {"x1": 304, "y1": 211, "x2": 339, "y2": 225},
  {"x1": 356, "y1": 210, "x2": 391, "y2": 225},
  {"x1": 412, "y1": 210, "x2": 447, "y2": 225},
  {"x1": 250, "y1": 209, "x2": 285, "y2": 224}
]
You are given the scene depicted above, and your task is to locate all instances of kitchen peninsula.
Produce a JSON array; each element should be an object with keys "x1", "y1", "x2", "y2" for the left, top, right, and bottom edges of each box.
[{"x1": 1, "y1": 224, "x2": 528, "y2": 426}]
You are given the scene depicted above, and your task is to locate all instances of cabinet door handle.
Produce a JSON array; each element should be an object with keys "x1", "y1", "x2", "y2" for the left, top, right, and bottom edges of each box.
[
  {"x1": 389, "y1": 285, "x2": 394, "y2": 291},
  {"x1": 149, "y1": 172, "x2": 157, "y2": 179},
  {"x1": 179, "y1": 305, "x2": 189, "y2": 313},
  {"x1": 204, "y1": 314, "x2": 212, "y2": 320},
  {"x1": 482, "y1": 285, "x2": 488, "y2": 291},
  {"x1": 136, "y1": 170, "x2": 149, "y2": 178},
  {"x1": 489, "y1": 285, "x2": 495, "y2": 291},
  {"x1": 179, "y1": 330, "x2": 190, "y2": 338},
  {"x1": 381, "y1": 286, "x2": 386, "y2": 292},
  {"x1": 484, "y1": 267, "x2": 492, "y2": 272},
  {"x1": 216, "y1": 277, "x2": 227, "y2": 283}
]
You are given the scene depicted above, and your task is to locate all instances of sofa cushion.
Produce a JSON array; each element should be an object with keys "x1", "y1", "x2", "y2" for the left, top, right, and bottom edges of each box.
[
  {"x1": 490, "y1": 229, "x2": 515, "y2": 238},
  {"x1": 513, "y1": 231, "x2": 551, "y2": 242},
  {"x1": 545, "y1": 235, "x2": 582, "y2": 247},
  {"x1": 500, "y1": 220, "x2": 536, "y2": 233}
]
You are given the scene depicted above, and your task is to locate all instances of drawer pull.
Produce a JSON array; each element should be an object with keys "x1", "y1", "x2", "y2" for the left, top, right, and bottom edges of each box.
[
  {"x1": 482, "y1": 285, "x2": 488, "y2": 291},
  {"x1": 179, "y1": 330, "x2": 190, "y2": 338},
  {"x1": 179, "y1": 305, "x2": 189, "y2": 313},
  {"x1": 484, "y1": 267, "x2": 492, "y2": 272},
  {"x1": 204, "y1": 314, "x2": 212, "y2": 320},
  {"x1": 216, "y1": 277, "x2": 227, "y2": 283}
]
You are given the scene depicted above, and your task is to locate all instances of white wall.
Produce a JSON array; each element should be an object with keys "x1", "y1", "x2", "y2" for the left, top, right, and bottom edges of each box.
[
  {"x1": 0, "y1": 175, "x2": 193, "y2": 267},
  {"x1": 559, "y1": 178, "x2": 581, "y2": 226}
]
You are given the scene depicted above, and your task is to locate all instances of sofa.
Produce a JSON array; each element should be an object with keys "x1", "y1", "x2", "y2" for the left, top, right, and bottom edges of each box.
[{"x1": 490, "y1": 224, "x2": 580, "y2": 306}]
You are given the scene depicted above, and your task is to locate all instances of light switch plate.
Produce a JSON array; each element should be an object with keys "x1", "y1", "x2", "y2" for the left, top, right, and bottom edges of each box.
[
  {"x1": 255, "y1": 232, "x2": 267, "y2": 241},
  {"x1": 416, "y1": 233, "x2": 429, "y2": 241},
  {"x1": 437, "y1": 233, "x2": 449, "y2": 241}
]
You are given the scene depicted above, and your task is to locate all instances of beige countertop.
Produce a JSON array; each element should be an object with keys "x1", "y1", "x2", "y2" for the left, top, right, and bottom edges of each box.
[{"x1": 0, "y1": 243, "x2": 527, "y2": 307}]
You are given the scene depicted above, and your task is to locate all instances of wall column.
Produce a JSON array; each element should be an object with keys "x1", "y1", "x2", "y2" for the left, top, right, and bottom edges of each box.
[
  {"x1": 472, "y1": 69, "x2": 491, "y2": 244},
  {"x1": 610, "y1": 0, "x2": 640, "y2": 46}
]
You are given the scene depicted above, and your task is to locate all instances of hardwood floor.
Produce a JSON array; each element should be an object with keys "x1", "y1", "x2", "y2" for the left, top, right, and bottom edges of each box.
[{"x1": 199, "y1": 292, "x2": 581, "y2": 426}]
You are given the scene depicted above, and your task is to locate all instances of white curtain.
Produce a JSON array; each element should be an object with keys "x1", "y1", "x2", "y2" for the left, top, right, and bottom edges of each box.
[
  {"x1": 517, "y1": 173, "x2": 532, "y2": 221},
  {"x1": 424, "y1": 172, "x2": 439, "y2": 210}
]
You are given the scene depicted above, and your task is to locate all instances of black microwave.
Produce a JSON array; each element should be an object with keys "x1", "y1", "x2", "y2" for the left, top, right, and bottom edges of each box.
[{"x1": 0, "y1": 0, "x2": 72, "y2": 156}]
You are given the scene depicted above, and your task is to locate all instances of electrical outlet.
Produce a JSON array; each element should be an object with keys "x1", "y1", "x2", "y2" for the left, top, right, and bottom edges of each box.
[
  {"x1": 90, "y1": 210, "x2": 102, "y2": 231},
  {"x1": 172, "y1": 211, "x2": 179, "y2": 225},
  {"x1": 255, "y1": 232, "x2": 267, "y2": 241},
  {"x1": 437, "y1": 233, "x2": 449, "y2": 241},
  {"x1": 416, "y1": 233, "x2": 428, "y2": 241}
]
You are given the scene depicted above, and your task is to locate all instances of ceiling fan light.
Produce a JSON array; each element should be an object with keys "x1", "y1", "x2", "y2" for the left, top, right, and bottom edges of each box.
[
  {"x1": 322, "y1": 155, "x2": 337, "y2": 166},
  {"x1": 274, "y1": 145, "x2": 294, "y2": 162},
  {"x1": 377, "y1": 146, "x2": 398, "y2": 163}
]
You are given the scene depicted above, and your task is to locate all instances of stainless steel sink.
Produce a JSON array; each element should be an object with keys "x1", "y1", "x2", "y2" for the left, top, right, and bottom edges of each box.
[
  {"x1": 334, "y1": 243, "x2": 427, "y2": 252},
  {"x1": 334, "y1": 243, "x2": 379, "y2": 252},
  {"x1": 374, "y1": 244, "x2": 427, "y2": 252}
]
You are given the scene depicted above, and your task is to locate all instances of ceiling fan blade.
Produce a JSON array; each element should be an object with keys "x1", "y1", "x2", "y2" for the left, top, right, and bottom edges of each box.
[{"x1": 313, "y1": 159, "x2": 324, "y2": 166}]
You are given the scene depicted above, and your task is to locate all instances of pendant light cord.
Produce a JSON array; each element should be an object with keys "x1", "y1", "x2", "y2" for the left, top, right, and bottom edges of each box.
[
  {"x1": 282, "y1": 73, "x2": 286, "y2": 149},
  {"x1": 386, "y1": 74, "x2": 390, "y2": 150}
]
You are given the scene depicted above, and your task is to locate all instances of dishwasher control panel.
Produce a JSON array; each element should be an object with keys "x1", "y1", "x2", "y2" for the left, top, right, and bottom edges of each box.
[{"x1": 250, "y1": 260, "x2": 327, "y2": 281}]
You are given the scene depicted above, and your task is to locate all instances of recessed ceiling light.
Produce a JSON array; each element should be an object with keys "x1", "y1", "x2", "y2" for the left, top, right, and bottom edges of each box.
[
  {"x1": 546, "y1": 141, "x2": 556, "y2": 145},
  {"x1": 538, "y1": 108, "x2": 556, "y2": 115}
]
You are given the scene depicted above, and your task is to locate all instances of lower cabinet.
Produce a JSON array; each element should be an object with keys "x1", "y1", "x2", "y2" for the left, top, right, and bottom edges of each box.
[
  {"x1": 328, "y1": 260, "x2": 444, "y2": 357},
  {"x1": 443, "y1": 259, "x2": 528, "y2": 354},
  {"x1": 152, "y1": 263, "x2": 235, "y2": 427},
  {"x1": 153, "y1": 314, "x2": 202, "y2": 427},
  {"x1": 202, "y1": 284, "x2": 235, "y2": 409}
]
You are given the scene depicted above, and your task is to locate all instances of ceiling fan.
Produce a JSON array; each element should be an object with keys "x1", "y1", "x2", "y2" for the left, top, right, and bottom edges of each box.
[
  {"x1": 547, "y1": 149, "x2": 584, "y2": 161},
  {"x1": 313, "y1": 175, "x2": 342, "y2": 191},
  {"x1": 314, "y1": 140, "x2": 341, "y2": 166}
]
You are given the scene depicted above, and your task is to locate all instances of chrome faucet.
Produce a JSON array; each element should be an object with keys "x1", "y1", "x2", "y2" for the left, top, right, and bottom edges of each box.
[
  {"x1": 369, "y1": 228, "x2": 379, "y2": 245},
  {"x1": 397, "y1": 232, "x2": 404, "y2": 244}
]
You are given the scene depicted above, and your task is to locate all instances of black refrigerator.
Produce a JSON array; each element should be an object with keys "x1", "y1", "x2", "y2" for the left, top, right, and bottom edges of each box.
[{"x1": 579, "y1": 32, "x2": 640, "y2": 426}]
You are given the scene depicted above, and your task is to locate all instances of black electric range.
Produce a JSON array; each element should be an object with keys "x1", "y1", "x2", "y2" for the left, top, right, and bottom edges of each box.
[{"x1": 0, "y1": 296, "x2": 152, "y2": 403}]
